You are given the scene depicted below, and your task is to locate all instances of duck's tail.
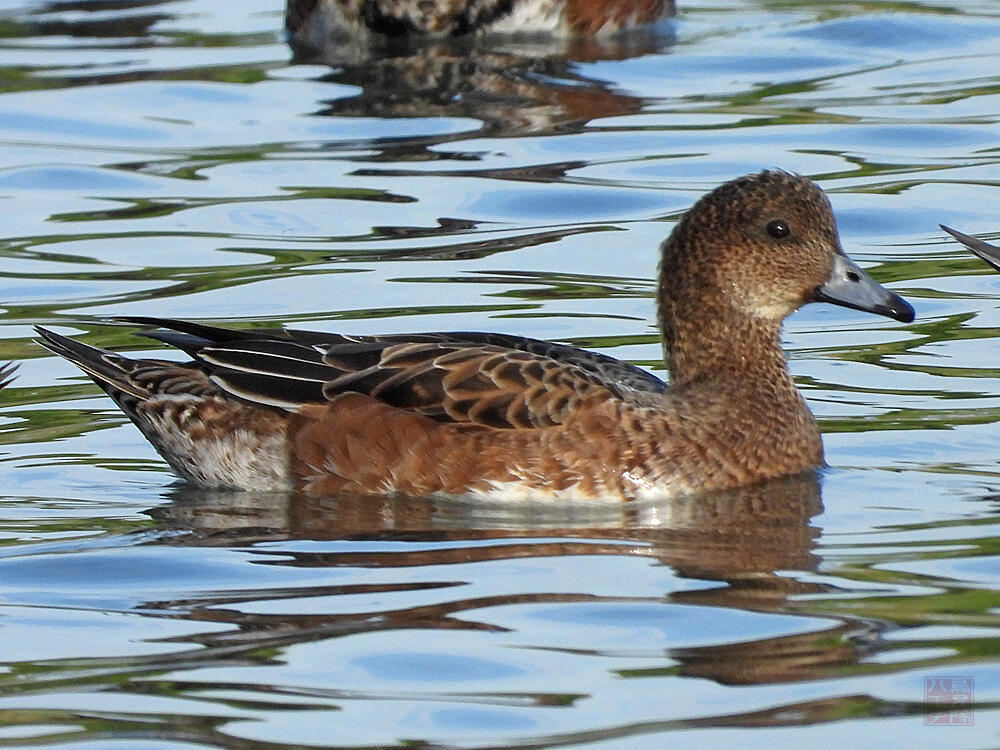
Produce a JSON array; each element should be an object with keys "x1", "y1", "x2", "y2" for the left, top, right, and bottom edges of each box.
[
  {"x1": 33, "y1": 326, "x2": 289, "y2": 490},
  {"x1": 34, "y1": 326, "x2": 222, "y2": 413},
  {"x1": 35, "y1": 326, "x2": 150, "y2": 404},
  {"x1": 0, "y1": 361, "x2": 18, "y2": 390}
]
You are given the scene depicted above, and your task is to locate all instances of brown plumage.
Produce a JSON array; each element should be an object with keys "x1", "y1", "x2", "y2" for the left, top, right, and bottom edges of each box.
[
  {"x1": 285, "y1": 0, "x2": 675, "y2": 39},
  {"x1": 34, "y1": 171, "x2": 914, "y2": 500},
  {"x1": 565, "y1": 0, "x2": 666, "y2": 35}
]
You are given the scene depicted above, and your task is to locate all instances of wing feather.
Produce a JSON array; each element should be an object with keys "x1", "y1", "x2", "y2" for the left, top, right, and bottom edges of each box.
[
  {"x1": 120, "y1": 319, "x2": 665, "y2": 429},
  {"x1": 210, "y1": 371, "x2": 327, "y2": 409},
  {"x1": 199, "y1": 345, "x2": 334, "y2": 382}
]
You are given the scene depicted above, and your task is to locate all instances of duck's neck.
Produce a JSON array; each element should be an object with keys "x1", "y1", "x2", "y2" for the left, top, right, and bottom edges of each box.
[{"x1": 659, "y1": 304, "x2": 796, "y2": 390}]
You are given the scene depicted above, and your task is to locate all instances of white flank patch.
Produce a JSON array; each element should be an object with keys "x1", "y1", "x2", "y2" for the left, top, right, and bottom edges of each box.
[
  {"x1": 475, "y1": 466, "x2": 684, "y2": 502},
  {"x1": 484, "y1": 1, "x2": 566, "y2": 33},
  {"x1": 480, "y1": 478, "x2": 587, "y2": 501},
  {"x1": 139, "y1": 395, "x2": 293, "y2": 491}
]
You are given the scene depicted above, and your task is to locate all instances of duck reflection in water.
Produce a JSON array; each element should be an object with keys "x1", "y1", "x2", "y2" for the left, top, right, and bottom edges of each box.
[
  {"x1": 150, "y1": 471, "x2": 869, "y2": 689},
  {"x1": 287, "y1": 0, "x2": 676, "y2": 136}
]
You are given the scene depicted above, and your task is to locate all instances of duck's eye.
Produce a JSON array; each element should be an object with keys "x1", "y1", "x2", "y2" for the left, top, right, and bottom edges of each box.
[{"x1": 766, "y1": 220, "x2": 791, "y2": 239}]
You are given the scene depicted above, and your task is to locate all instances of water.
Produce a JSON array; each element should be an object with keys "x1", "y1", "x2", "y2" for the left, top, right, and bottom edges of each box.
[{"x1": 0, "y1": 0, "x2": 999, "y2": 747}]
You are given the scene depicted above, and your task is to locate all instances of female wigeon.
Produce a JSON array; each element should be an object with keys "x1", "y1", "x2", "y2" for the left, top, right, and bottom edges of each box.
[
  {"x1": 35, "y1": 171, "x2": 914, "y2": 499},
  {"x1": 286, "y1": 0, "x2": 675, "y2": 39}
]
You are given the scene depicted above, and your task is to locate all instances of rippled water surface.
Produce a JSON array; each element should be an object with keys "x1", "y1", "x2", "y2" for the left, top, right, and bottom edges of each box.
[{"x1": 1, "y1": 0, "x2": 1000, "y2": 747}]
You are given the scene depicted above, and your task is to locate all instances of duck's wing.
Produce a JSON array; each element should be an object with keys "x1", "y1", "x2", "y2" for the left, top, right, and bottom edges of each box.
[
  {"x1": 123, "y1": 317, "x2": 666, "y2": 394},
  {"x1": 122, "y1": 317, "x2": 665, "y2": 429}
]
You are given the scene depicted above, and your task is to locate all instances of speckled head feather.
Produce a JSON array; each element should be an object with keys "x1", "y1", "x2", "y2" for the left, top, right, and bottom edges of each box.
[
  {"x1": 658, "y1": 170, "x2": 910, "y2": 383},
  {"x1": 33, "y1": 172, "x2": 913, "y2": 500},
  {"x1": 661, "y1": 171, "x2": 837, "y2": 317}
]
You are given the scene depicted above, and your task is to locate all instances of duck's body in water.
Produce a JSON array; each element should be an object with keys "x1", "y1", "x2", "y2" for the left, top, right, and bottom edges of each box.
[{"x1": 35, "y1": 172, "x2": 914, "y2": 499}]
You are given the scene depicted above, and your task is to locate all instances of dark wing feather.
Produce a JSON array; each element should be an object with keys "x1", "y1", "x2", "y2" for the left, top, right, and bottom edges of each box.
[
  {"x1": 198, "y1": 341, "x2": 332, "y2": 381},
  {"x1": 436, "y1": 332, "x2": 666, "y2": 395},
  {"x1": 211, "y1": 370, "x2": 327, "y2": 409},
  {"x1": 124, "y1": 317, "x2": 665, "y2": 395},
  {"x1": 124, "y1": 319, "x2": 665, "y2": 429}
]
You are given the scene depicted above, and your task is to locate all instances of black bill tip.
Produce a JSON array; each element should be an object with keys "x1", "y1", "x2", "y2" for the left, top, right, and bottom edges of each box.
[{"x1": 877, "y1": 293, "x2": 916, "y2": 324}]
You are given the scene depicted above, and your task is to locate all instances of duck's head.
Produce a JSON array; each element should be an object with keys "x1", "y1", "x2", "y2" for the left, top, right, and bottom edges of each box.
[{"x1": 658, "y1": 171, "x2": 915, "y2": 334}]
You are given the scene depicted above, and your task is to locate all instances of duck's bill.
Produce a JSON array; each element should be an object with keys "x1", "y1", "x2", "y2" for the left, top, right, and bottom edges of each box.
[
  {"x1": 940, "y1": 224, "x2": 1000, "y2": 272},
  {"x1": 814, "y1": 253, "x2": 915, "y2": 323}
]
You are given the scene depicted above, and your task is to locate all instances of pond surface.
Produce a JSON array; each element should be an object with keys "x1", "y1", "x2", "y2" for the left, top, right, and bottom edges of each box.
[{"x1": 1, "y1": 0, "x2": 1000, "y2": 747}]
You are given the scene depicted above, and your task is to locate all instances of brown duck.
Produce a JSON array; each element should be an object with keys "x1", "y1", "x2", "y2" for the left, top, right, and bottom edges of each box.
[
  {"x1": 35, "y1": 171, "x2": 914, "y2": 499},
  {"x1": 286, "y1": 0, "x2": 675, "y2": 40}
]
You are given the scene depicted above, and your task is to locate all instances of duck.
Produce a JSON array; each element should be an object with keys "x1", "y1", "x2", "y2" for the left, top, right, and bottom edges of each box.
[
  {"x1": 941, "y1": 225, "x2": 1000, "y2": 271},
  {"x1": 35, "y1": 171, "x2": 914, "y2": 500},
  {"x1": 285, "y1": 0, "x2": 675, "y2": 41},
  {"x1": 0, "y1": 362, "x2": 16, "y2": 391}
]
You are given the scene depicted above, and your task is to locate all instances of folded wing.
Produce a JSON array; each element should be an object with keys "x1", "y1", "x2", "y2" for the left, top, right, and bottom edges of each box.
[{"x1": 125, "y1": 317, "x2": 666, "y2": 429}]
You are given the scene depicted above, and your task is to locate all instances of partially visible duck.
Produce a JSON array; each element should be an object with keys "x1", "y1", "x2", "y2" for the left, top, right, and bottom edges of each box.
[
  {"x1": 0, "y1": 362, "x2": 16, "y2": 391},
  {"x1": 941, "y1": 225, "x2": 1000, "y2": 271},
  {"x1": 286, "y1": 0, "x2": 675, "y2": 41},
  {"x1": 35, "y1": 171, "x2": 914, "y2": 500}
]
